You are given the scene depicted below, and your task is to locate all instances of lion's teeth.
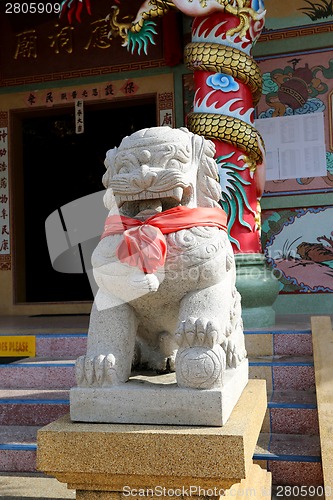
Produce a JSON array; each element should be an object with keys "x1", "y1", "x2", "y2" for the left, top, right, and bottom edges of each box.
[
  {"x1": 116, "y1": 187, "x2": 184, "y2": 204},
  {"x1": 172, "y1": 187, "x2": 183, "y2": 202}
]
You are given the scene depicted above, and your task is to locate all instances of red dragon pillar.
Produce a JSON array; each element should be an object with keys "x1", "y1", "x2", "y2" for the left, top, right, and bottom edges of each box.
[{"x1": 185, "y1": 7, "x2": 265, "y2": 253}]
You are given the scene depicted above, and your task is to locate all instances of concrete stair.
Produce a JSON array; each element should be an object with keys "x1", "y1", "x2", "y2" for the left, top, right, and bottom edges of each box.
[
  {"x1": 0, "y1": 316, "x2": 324, "y2": 486},
  {"x1": 0, "y1": 327, "x2": 86, "y2": 474},
  {"x1": 246, "y1": 326, "x2": 323, "y2": 486}
]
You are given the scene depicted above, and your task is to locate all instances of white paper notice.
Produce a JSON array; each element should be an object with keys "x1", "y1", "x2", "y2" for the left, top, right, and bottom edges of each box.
[{"x1": 254, "y1": 112, "x2": 327, "y2": 181}]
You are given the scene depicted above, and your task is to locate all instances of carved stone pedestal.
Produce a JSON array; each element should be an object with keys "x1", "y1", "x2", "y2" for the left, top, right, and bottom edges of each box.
[
  {"x1": 70, "y1": 360, "x2": 248, "y2": 427},
  {"x1": 37, "y1": 379, "x2": 271, "y2": 499}
]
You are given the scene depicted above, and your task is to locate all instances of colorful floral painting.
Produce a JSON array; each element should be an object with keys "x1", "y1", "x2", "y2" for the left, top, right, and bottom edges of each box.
[{"x1": 262, "y1": 206, "x2": 333, "y2": 293}]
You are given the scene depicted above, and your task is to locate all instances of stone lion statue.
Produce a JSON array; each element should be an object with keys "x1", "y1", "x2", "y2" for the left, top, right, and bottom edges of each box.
[{"x1": 75, "y1": 126, "x2": 247, "y2": 390}]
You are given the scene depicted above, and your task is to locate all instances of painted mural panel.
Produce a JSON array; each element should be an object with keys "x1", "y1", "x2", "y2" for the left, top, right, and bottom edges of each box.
[
  {"x1": 257, "y1": 48, "x2": 333, "y2": 195},
  {"x1": 262, "y1": 206, "x2": 333, "y2": 293},
  {"x1": 264, "y1": 0, "x2": 333, "y2": 30}
]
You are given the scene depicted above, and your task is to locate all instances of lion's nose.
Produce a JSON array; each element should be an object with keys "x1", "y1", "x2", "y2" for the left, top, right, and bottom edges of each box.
[{"x1": 131, "y1": 165, "x2": 157, "y2": 190}]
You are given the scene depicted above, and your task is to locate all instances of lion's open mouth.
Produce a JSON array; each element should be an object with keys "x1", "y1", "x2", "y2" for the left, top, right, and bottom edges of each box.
[{"x1": 116, "y1": 186, "x2": 193, "y2": 219}]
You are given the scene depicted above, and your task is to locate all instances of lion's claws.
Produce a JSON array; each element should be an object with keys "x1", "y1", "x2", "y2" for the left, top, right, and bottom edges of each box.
[
  {"x1": 175, "y1": 316, "x2": 221, "y2": 348},
  {"x1": 75, "y1": 354, "x2": 119, "y2": 387}
]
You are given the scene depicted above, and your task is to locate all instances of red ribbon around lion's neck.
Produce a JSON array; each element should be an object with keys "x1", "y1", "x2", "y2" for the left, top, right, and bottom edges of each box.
[{"x1": 101, "y1": 205, "x2": 228, "y2": 274}]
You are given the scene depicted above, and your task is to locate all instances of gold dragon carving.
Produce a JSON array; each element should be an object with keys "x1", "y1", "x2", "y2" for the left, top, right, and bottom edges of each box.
[{"x1": 109, "y1": 0, "x2": 262, "y2": 41}]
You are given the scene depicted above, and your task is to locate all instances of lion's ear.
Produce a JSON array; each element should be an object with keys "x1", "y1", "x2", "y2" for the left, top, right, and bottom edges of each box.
[{"x1": 103, "y1": 147, "x2": 117, "y2": 188}]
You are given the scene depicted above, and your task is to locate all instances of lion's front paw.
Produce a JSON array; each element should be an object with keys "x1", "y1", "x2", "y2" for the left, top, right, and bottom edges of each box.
[
  {"x1": 174, "y1": 317, "x2": 226, "y2": 390},
  {"x1": 175, "y1": 317, "x2": 223, "y2": 348},
  {"x1": 75, "y1": 354, "x2": 120, "y2": 387}
]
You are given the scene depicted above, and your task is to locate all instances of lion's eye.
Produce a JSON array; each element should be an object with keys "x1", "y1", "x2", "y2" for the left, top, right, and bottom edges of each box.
[
  {"x1": 117, "y1": 164, "x2": 133, "y2": 174},
  {"x1": 115, "y1": 160, "x2": 137, "y2": 174},
  {"x1": 115, "y1": 152, "x2": 139, "y2": 174}
]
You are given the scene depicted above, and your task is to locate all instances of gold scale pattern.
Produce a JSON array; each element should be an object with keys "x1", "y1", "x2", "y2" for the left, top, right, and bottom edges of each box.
[
  {"x1": 185, "y1": 42, "x2": 262, "y2": 105},
  {"x1": 185, "y1": 41, "x2": 263, "y2": 163},
  {"x1": 187, "y1": 113, "x2": 263, "y2": 163}
]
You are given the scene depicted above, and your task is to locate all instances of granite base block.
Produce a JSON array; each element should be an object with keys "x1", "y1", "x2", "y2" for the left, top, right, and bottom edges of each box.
[
  {"x1": 38, "y1": 379, "x2": 268, "y2": 493},
  {"x1": 70, "y1": 360, "x2": 248, "y2": 426}
]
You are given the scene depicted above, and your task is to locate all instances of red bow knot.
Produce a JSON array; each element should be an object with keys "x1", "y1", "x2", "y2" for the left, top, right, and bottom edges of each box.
[
  {"x1": 101, "y1": 206, "x2": 228, "y2": 274},
  {"x1": 117, "y1": 225, "x2": 167, "y2": 274}
]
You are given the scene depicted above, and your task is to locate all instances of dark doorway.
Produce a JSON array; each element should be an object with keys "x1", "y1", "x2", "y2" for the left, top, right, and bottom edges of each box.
[{"x1": 16, "y1": 97, "x2": 157, "y2": 303}]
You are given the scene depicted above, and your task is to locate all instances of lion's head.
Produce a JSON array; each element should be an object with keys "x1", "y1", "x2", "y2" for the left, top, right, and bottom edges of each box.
[{"x1": 102, "y1": 126, "x2": 222, "y2": 220}]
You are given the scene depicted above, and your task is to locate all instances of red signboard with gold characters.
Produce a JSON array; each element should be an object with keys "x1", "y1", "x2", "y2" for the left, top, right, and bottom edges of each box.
[{"x1": 0, "y1": 0, "x2": 171, "y2": 87}]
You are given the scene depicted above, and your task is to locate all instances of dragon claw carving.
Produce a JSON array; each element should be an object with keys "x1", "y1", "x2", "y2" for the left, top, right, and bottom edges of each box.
[{"x1": 106, "y1": 0, "x2": 265, "y2": 45}]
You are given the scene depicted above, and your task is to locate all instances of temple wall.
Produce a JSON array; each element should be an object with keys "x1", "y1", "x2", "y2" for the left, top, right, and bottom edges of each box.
[{"x1": 1, "y1": 0, "x2": 333, "y2": 315}]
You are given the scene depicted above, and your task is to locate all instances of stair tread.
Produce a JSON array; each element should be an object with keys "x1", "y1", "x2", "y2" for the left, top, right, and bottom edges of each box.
[
  {"x1": 245, "y1": 327, "x2": 311, "y2": 334},
  {"x1": 0, "y1": 426, "x2": 40, "y2": 446},
  {"x1": 268, "y1": 389, "x2": 317, "y2": 408},
  {"x1": 250, "y1": 355, "x2": 313, "y2": 365},
  {"x1": 36, "y1": 333, "x2": 87, "y2": 337},
  {"x1": 0, "y1": 359, "x2": 76, "y2": 390},
  {"x1": 0, "y1": 389, "x2": 69, "y2": 402},
  {"x1": 256, "y1": 433, "x2": 321, "y2": 459},
  {"x1": 0, "y1": 472, "x2": 75, "y2": 498},
  {"x1": 0, "y1": 358, "x2": 76, "y2": 367},
  {"x1": 0, "y1": 315, "x2": 89, "y2": 335}
]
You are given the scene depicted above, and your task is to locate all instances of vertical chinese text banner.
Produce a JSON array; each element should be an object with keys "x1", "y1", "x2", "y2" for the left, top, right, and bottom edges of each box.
[{"x1": 0, "y1": 128, "x2": 10, "y2": 260}]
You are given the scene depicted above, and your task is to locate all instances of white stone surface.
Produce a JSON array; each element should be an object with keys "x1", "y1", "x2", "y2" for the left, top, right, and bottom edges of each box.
[{"x1": 70, "y1": 360, "x2": 248, "y2": 426}]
